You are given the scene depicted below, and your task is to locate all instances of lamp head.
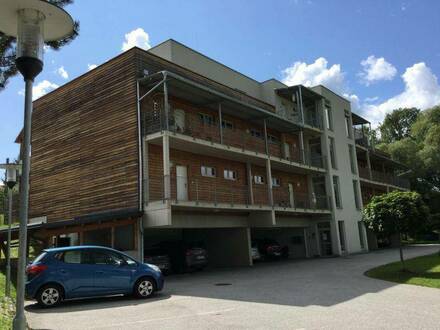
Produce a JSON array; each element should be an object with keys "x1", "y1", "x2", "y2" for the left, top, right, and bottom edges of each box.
[{"x1": 0, "y1": 0, "x2": 74, "y2": 80}]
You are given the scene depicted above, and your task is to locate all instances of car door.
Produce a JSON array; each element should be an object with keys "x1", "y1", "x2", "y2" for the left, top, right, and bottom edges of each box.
[
  {"x1": 90, "y1": 249, "x2": 136, "y2": 294},
  {"x1": 57, "y1": 249, "x2": 98, "y2": 298}
]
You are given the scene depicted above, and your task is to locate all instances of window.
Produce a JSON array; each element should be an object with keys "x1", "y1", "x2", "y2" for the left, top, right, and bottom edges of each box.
[
  {"x1": 329, "y1": 137, "x2": 337, "y2": 169},
  {"x1": 271, "y1": 177, "x2": 281, "y2": 187},
  {"x1": 221, "y1": 120, "x2": 234, "y2": 130},
  {"x1": 333, "y1": 176, "x2": 342, "y2": 208},
  {"x1": 223, "y1": 169, "x2": 237, "y2": 180},
  {"x1": 90, "y1": 250, "x2": 125, "y2": 266},
  {"x1": 324, "y1": 107, "x2": 333, "y2": 130},
  {"x1": 114, "y1": 224, "x2": 135, "y2": 251},
  {"x1": 62, "y1": 250, "x2": 82, "y2": 264},
  {"x1": 250, "y1": 129, "x2": 264, "y2": 140},
  {"x1": 254, "y1": 175, "x2": 265, "y2": 184},
  {"x1": 338, "y1": 221, "x2": 346, "y2": 252},
  {"x1": 348, "y1": 144, "x2": 357, "y2": 174},
  {"x1": 345, "y1": 112, "x2": 352, "y2": 138},
  {"x1": 353, "y1": 180, "x2": 361, "y2": 209},
  {"x1": 83, "y1": 228, "x2": 112, "y2": 247},
  {"x1": 268, "y1": 134, "x2": 280, "y2": 144},
  {"x1": 198, "y1": 113, "x2": 215, "y2": 126},
  {"x1": 201, "y1": 166, "x2": 216, "y2": 177}
]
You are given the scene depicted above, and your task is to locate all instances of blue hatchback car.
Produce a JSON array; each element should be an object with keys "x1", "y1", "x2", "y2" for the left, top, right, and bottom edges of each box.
[{"x1": 25, "y1": 246, "x2": 164, "y2": 307}]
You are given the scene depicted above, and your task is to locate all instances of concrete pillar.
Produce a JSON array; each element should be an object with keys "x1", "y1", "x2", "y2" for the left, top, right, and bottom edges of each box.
[
  {"x1": 299, "y1": 129, "x2": 306, "y2": 164},
  {"x1": 366, "y1": 150, "x2": 372, "y2": 180},
  {"x1": 163, "y1": 133, "x2": 171, "y2": 200},
  {"x1": 246, "y1": 162, "x2": 254, "y2": 205},
  {"x1": 298, "y1": 86, "x2": 305, "y2": 125},
  {"x1": 303, "y1": 228, "x2": 310, "y2": 258},
  {"x1": 163, "y1": 80, "x2": 170, "y2": 131},
  {"x1": 218, "y1": 103, "x2": 223, "y2": 144},
  {"x1": 263, "y1": 119, "x2": 274, "y2": 206},
  {"x1": 143, "y1": 141, "x2": 149, "y2": 205},
  {"x1": 306, "y1": 174, "x2": 315, "y2": 208}
]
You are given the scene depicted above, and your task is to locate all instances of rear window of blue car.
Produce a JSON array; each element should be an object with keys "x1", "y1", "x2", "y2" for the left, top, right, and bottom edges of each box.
[{"x1": 33, "y1": 252, "x2": 47, "y2": 264}]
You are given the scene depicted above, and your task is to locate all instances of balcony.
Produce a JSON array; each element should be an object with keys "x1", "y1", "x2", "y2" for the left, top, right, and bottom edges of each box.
[
  {"x1": 272, "y1": 188, "x2": 331, "y2": 211},
  {"x1": 353, "y1": 127, "x2": 369, "y2": 147},
  {"x1": 358, "y1": 166, "x2": 410, "y2": 190},
  {"x1": 143, "y1": 106, "x2": 326, "y2": 171},
  {"x1": 146, "y1": 175, "x2": 332, "y2": 212}
]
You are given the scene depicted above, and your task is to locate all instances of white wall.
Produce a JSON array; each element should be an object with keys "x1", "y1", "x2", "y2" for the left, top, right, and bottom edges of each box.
[{"x1": 311, "y1": 86, "x2": 366, "y2": 254}]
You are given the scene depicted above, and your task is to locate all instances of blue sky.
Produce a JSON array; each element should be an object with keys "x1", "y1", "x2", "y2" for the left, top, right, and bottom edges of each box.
[{"x1": 1, "y1": 0, "x2": 440, "y2": 178}]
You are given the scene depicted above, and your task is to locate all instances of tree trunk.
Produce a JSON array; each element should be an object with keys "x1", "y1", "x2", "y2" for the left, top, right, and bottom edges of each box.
[{"x1": 398, "y1": 231, "x2": 406, "y2": 271}]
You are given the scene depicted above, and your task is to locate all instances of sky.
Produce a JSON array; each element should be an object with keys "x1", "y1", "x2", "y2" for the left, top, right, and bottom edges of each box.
[{"x1": 1, "y1": 0, "x2": 440, "y2": 179}]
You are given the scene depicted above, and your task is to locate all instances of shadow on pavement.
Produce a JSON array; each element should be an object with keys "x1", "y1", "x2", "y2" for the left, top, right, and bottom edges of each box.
[{"x1": 25, "y1": 292, "x2": 171, "y2": 313}]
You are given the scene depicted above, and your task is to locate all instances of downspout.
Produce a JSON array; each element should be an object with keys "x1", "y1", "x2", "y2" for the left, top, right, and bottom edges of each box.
[{"x1": 136, "y1": 79, "x2": 144, "y2": 261}]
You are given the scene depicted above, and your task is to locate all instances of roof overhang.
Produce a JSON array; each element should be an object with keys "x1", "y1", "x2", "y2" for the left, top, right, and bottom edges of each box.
[
  {"x1": 352, "y1": 112, "x2": 370, "y2": 125},
  {"x1": 140, "y1": 71, "x2": 304, "y2": 133}
]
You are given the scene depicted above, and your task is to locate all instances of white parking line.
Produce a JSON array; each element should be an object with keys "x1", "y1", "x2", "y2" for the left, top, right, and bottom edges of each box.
[{"x1": 88, "y1": 307, "x2": 236, "y2": 329}]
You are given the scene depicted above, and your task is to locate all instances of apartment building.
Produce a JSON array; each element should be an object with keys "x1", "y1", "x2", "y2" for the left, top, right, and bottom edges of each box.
[{"x1": 11, "y1": 39, "x2": 409, "y2": 266}]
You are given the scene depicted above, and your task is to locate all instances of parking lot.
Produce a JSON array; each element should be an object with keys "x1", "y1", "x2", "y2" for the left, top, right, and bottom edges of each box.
[{"x1": 26, "y1": 245, "x2": 440, "y2": 330}]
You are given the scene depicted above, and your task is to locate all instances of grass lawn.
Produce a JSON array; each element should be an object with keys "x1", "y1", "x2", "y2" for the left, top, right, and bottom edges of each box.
[
  {"x1": 0, "y1": 271, "x2": 16, "y2": 329},
  {"x1": 366, "y1": 253, "x2": 440, "y2": 289}
]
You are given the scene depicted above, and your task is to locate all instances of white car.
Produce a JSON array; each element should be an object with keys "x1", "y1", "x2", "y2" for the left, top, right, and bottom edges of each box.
[{"x1": 251, "y1": 243, "x2": 261, "y2": 261}]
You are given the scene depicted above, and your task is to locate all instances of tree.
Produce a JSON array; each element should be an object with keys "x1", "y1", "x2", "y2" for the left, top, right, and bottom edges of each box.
[
  {"x1": 379, "y1": 107, "x2": 420, "y2": 144},
  {"x1": 0, "y1": 0, "x2": 79, "y2": 90},
  {"x1": 363, "y1": 191, "x2": 429, "y2": 270},
  {"x1": 376, "y1": 105, "x2": 440, "y2": 192}
]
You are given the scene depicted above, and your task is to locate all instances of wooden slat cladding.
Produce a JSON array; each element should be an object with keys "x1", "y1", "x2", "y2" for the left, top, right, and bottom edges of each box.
[{"x1": 29, "y1": 50, "x2": 139, "y2": 223}]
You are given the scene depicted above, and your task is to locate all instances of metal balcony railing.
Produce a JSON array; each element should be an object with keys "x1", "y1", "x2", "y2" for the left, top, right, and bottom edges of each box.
[
  {"x1": 353, "y1": 127, "x2": 369, "y2": 147},
  {"x1": 147, "y1": 175, "x2": 331, "y2": 210},
  {"x1": 358, "y1": 167, "x2": 410, "y2": 189},
  {"x1": 272, "y1": 188, "x2": 331, "y2": 211},
  {"x1": 143, "y1": 107, "x2": 327, "y2": 169}
]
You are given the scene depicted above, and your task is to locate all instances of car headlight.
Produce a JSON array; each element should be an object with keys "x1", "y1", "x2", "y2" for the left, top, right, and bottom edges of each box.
[{"x1": 147, "y1": 263, "x2": 161, "y2": 273}]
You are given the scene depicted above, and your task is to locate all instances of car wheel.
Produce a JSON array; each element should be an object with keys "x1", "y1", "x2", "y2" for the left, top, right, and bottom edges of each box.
[
  {"x1": 37, "y1": 284, "x2": 63, "y2": 308},
  {"x1": 134, "y1": 277, "x2": 156, "y2": 299}
]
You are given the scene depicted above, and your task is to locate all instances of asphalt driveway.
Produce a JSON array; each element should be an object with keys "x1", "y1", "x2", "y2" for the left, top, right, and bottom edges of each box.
[{"x1": 26, "y1": 245, "x2": 440, "y2": 330}]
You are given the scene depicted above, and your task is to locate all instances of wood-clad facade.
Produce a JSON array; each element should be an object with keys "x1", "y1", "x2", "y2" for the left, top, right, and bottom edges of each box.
[{"x1": 29, "y1": 50, "x2": 140, "y2": 223}]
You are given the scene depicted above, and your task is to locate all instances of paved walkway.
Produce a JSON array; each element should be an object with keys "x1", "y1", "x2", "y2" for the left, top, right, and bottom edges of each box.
[{"x1": 26, "y1": 245, "x2": 440, "y2": 330}]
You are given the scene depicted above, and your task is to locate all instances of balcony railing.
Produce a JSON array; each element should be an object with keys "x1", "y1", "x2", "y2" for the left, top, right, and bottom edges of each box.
[
  {"x1": 143, "y1": 107, "x2": 326, "y2": 169},
  {"x1": 358, "y1": 167, "x2": 410, "y2": 189},
  {"x1": 353, "y1": 127, "x2": 369, "y2": 147},
  {"x1": 272, "y1": 188, "x2": 331, "y2": 211},
  {"x1": 147, "y1": 175, "x2": 331, "y2": 211}
]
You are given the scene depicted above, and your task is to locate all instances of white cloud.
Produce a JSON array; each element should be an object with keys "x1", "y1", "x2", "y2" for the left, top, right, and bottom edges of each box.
[
  {"x1": 121, "y1": 28, "x2": 151, "y2": 51},
  {"x1": 87, "y1": 63, "x2": 97, "y2": 71},
  {"x1": 362, "y1": 62, "x2": 440, "y2": 126},
  {"x1": 19, "y1": 80, "x2": 59, "y2": 100},
  {"x1": 56, "y1": 66, "x2": 68, "y2": 79},
  {"x1": 281, "y1": 57, "x2": 346, "y2": 93},
  {"x1": 359, "y1": 55, "x2": 397, "y2": 85},
  {"x1": 343, "y1": 93, "x2": 360, "y2": 111}
]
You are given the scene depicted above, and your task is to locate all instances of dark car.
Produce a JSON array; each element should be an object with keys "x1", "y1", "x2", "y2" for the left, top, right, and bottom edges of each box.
[
  {"x1": 154, "y1": 241, "x2": 208, "y2": 273},
  {"x1": 144, "y1": 248, "x2": 172, "y2": 274},
  {"x1": 25, "y1": 246, "x2": 164, "y2": 308},
  {"x1": 253, "y1": 239, "x2": 289, "y2": 260}
]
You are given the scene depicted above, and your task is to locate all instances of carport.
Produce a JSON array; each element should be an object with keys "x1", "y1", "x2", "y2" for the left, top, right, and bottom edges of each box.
[
  {"x1": 251, "y1": 227, "x2": 309, "y2": 259},
  {"x1": 143, "y1": 226, "x2": 252, "y2": 268}
]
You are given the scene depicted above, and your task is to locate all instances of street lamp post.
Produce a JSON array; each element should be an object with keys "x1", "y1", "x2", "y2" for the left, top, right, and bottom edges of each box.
[
  {"x1": 0, "y1": 1, "x2": 74, "y2": 329},
  {"x1": 0, "y1": 159, "x2": 20, "y2": 297}
]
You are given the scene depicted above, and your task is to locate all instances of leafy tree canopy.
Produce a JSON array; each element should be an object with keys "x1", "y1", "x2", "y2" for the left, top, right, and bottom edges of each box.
[
  {"x1": 0, "y1": 0, "x2": 79, "y2": 90},
  {"x1": 363, "y1": 191, "x2": 429, "y2": 238},
  {"x1": 376, "y1": 105, "x2": 440, "y2": 191},
  {"x1": 379, "y1": 107, "x2": 420, "y2": 144}
]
